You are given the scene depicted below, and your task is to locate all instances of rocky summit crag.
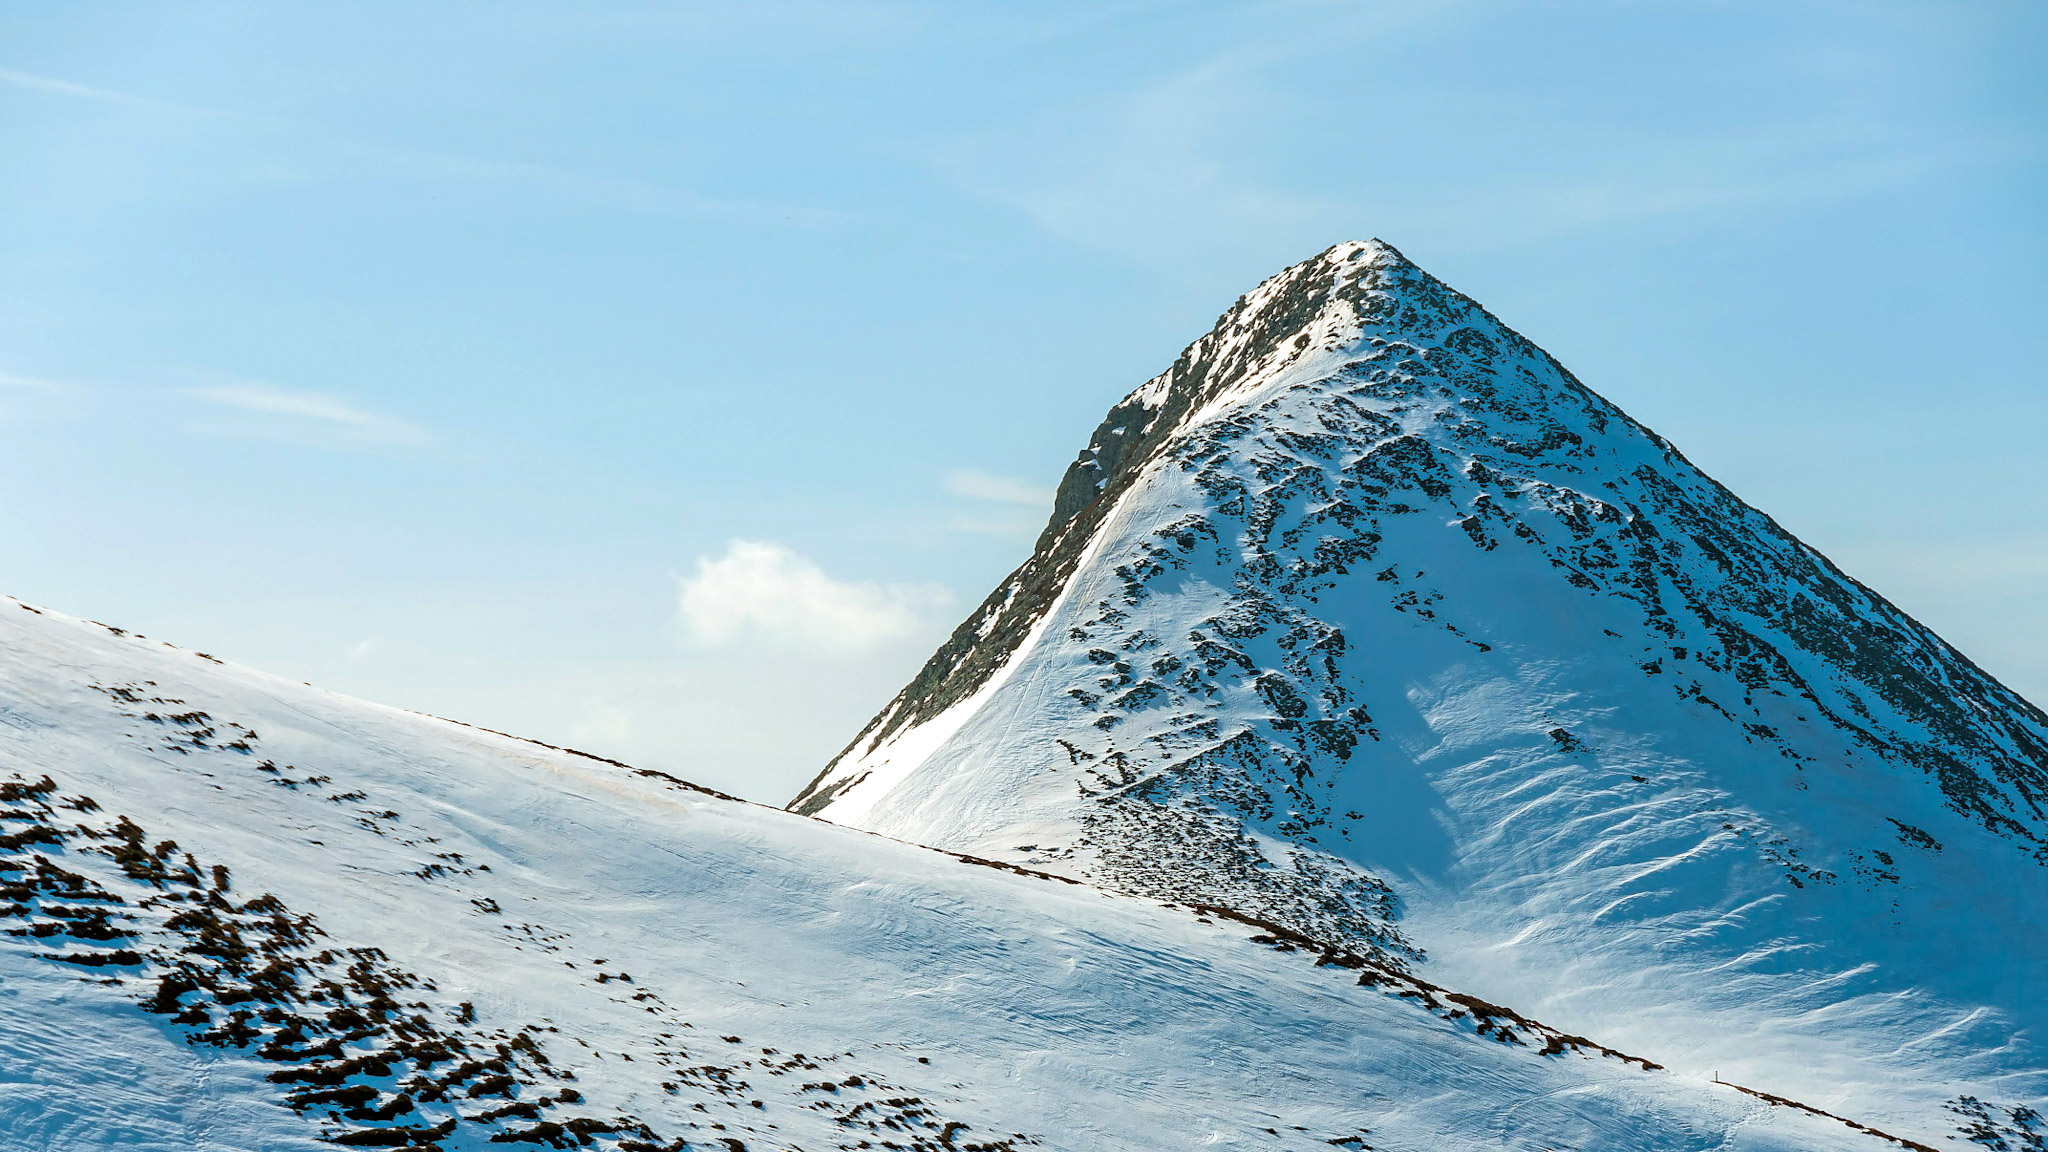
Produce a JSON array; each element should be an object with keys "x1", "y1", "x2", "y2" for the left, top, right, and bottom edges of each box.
[{"x1": 794, "y1": 240, "x2": 2048, "y2": 1144}]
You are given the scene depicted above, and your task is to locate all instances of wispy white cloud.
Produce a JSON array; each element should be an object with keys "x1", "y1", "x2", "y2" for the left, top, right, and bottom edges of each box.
[
  {"x1": 923, "y1": 1, "x2": 1978, "y2": 265},
  {"x1": 0, "y1": 370, "x2": 70, "y2": 392},
  {"x1": 945, "y1": 468, "x2": 1053, "y2": 507},
  {"x1": 925, "y1": 57, "x2": 1327, "y2": 267},
  {"x1": 1, "y1": 62, "x2": 839, "y2": 229},
  {"x1": 0, "y1": 65, "x2": 211, "y2": 115},
  {"x1": 187, "y1": 383, "x2": 429, "y2": 446},
  {"x1": 366, "y1": 143, "x2": 859, "y2": 229},
  {"x1": 678, "y1": 539, "x2": 949, "y2": 651},
  {"x1": 918, "y1": 8, "x2": 1418, "y2": 268}
]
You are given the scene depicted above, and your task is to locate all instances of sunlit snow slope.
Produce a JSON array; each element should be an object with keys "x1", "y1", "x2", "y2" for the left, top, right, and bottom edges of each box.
[
  {"x1": 0, "y1": 598, "x2": 1925, "y2": 1151},
  {"x1": 793, "y1": 241, "x2": 2048, "y2": 1148}
]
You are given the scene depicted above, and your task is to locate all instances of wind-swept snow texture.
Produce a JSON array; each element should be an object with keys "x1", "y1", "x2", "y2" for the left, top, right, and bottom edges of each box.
[
  {"x1": 0, "y1": 600, "x2": 1917, "y2": 1151},
  {"x1": 793, "y1": 240, "x2": 2048, "y2": 1147}
]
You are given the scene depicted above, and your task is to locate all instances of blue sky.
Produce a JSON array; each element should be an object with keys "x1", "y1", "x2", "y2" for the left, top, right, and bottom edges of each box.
[{"x1": 2, "y1": 1, "x2": 2042, "y2": 802}]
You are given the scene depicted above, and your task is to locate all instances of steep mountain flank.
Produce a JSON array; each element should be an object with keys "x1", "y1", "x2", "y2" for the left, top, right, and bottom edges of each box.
[{"x1": 792, "y1": 240, "x2": 2048, "y2": 1142}]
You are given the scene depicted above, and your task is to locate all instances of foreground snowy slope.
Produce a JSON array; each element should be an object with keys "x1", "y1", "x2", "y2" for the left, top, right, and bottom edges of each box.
[
  {"x1": 793, "y1": 241, "x2": 2048, "y2": 1146},
  {"x1": 0, "y1": 598, "x2": 1917, "y2": 1151}
]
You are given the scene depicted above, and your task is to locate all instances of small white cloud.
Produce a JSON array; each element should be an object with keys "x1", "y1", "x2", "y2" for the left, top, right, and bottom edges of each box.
[
  {"x1": 188, "y1": 383, "x2": 428, "y2": 446},
  {"x1": 945, "y1": 468, "x2": 1054, "y2": 507},
  {"x1": 678, "y1": 540, "x2": 949, "y2": 651}
]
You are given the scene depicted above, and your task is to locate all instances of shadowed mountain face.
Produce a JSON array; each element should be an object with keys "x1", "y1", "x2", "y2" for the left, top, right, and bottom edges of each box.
[{"x1": 793, "y1": 240, "x2": 2048, "y2": 1132}]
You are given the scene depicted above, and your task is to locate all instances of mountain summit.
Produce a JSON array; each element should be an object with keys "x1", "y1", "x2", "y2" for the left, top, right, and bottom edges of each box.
[{"x1": 793, "y1": 240, "x2": 2048, "y2": 1142}]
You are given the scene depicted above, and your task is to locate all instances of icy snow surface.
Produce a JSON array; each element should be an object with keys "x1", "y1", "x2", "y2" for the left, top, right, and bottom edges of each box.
[
  {"x1": 797, "y1": 241, "x2": 2048, "y2": 1148},
  {"x1": 0, "y1": 598, "x2": 1914, "y2": 1151}
]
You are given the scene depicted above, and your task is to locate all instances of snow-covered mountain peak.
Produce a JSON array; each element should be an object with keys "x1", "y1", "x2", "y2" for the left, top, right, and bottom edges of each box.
[
  {"x1": 796, "y1": 239, "x2": 1511, "y2": 817},
  {"x1": 791, "y1": 240, "x2": 2048, "y2": 1143},
  {"x1": 5, "y1": 236, "x2": 2045, "y2": 1148},
  {"x1": 1049, "y1": 237, "x2": 1445, "y2": 463}
]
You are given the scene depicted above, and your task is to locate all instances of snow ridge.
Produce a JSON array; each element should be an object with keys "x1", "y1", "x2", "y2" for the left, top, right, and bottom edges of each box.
[{"x1": 0, "y1": 598, "x2": 1908, "y2": 1151}]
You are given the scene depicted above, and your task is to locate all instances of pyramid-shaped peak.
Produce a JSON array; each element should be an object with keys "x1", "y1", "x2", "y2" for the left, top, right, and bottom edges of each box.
[
  {"x1": 1261, "y1": 237, "x2": 1424, "y2": 293},
  {"x1": 791, "y1": 240, "x2": 1581, "y2": 819},
  {"x1": 1320, "y1": 237, "x2": 1410, "y2": 266},
  {"x1": 1129, "y1": 237, "x2": 1487, "y2": 434},
  {"x1": 1224, "y1": 237, "x2": 1422, "y2": 323},
  {"x1": 1263, "y1": 237, "x2": 1414, "y2": 274},
  {"x1": 798, "y1": 234, "x2": 2048, "y2": 900},
  {"x1": 792, "y1": 241, "x2": 2048, "y2": 1139}
]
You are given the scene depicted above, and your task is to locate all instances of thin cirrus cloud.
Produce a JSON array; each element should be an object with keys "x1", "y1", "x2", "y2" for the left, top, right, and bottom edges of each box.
[
  {"x1": 0, "y1": 65, "x2": 214, "y2": 116},
  {"x1": 0, "y1": 370, "x2": 69, "y2": 391},
  {"x1": 186, "y1": 383, "x2": 429, "y2": 446},
  {"x1": 678, "y1": 540, "x2": 950, "y2": 652}
]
